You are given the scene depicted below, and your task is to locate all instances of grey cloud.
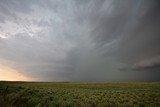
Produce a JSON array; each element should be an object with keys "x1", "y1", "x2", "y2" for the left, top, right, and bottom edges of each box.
[
  {"x1": 122, "y1": 56, "x2": 160, "y2": 71},
  {"x1": 0, "y1": 0, "x2": 160, "y2": 81},
  {"x1": 115, "y1": 0, "x2": 160, "y2": 63}
]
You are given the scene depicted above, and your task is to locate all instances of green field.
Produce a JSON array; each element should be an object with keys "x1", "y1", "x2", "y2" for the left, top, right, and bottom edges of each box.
[{"x1": 0, "y1": 82, "x2": 160, "y2": 107}]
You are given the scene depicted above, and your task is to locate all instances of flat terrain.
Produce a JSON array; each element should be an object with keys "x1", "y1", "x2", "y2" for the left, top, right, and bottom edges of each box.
[{"x1": 0, "y1": 82, "x2": 160, "y2": 107}]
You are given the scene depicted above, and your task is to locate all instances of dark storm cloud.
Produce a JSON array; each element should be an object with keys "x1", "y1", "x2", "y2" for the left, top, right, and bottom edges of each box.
[
  {"x1": 120, "y1": 56, "x2": 160, "y2": 71},
  {"x1": 0, "y1": 0, "x2": 160, "y2": 81}
]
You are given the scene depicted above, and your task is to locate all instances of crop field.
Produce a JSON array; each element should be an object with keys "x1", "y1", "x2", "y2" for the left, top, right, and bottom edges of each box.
[{"x1": 0, "y1": 82, "x2": 160, "y2": 107}]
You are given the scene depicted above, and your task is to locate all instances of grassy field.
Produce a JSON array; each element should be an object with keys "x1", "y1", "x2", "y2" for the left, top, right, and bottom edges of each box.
[{"x1": 0, "y1": 81, "x2": 160, "y2": 107}]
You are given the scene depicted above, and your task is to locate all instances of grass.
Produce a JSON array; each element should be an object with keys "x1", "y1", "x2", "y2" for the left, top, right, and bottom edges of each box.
[{"x1": 0, "y1": 81, "x2": 160, "y2": 107}]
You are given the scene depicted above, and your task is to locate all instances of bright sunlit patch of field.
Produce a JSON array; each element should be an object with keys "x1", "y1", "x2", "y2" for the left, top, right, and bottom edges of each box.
[{"x1": 0, "y1": 64, "x2": 32, "y2": 81}]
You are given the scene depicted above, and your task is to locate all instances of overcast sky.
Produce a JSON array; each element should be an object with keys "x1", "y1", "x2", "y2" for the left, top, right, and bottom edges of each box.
[{"x1": 0, "y1": 0, "x2": 160, "y2": 81}]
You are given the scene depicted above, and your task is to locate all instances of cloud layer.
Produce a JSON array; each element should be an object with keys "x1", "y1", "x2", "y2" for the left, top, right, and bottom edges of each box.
[{"x1": 0, "y1": 0, "x2": 160, "y2": 81}]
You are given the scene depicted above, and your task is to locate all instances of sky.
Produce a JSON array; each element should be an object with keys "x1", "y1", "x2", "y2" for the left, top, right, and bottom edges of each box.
[{"x1": 0, "y1": 0, "x2": 160, "y2": 82}]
